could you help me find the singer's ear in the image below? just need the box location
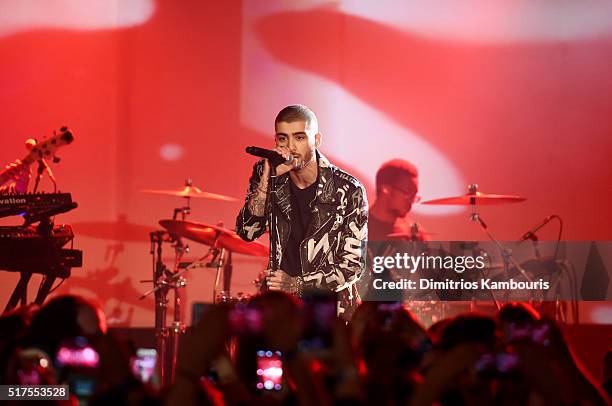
[315,133,322,148]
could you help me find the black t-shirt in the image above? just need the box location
[281,179,317,277]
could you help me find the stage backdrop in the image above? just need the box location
[1,0,611,326]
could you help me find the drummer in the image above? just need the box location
[369,159,427,242]
[361,159,429,300]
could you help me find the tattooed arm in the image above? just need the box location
[236,160,269,242]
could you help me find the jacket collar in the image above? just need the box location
[314,150,336,205]
[272,150,337,217]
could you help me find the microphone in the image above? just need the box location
[245,146,292,167]
[518,215,555,243]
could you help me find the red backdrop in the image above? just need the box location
[1,0,611,326]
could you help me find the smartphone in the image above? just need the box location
[475,351,520,377]
[531,321,551,346]
[256,350,282,391]
[506,320,551,346]
[56,337,100,369]
[131,348,159,387]
[506,322,533,343]
[495,352,520,374]
[55,336,99,398]
[15,348,53,385]
[298,291,337,353]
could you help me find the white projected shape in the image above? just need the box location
[159,143,184,161]
[340,0,612,43]
[0,0,155,37]
[240,1,465,215]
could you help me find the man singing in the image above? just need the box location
[236,105,368,319]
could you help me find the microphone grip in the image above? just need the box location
[245,146,292,166]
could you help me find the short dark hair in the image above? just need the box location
[275,104,318,134]
[376,159,419,195]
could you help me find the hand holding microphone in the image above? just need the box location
[245,146,299,177]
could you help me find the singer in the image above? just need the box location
[236,104,368,319]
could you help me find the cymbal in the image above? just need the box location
[421,192,525,206]
[387,231,436,239]
[141,184,238,202]
[73,221,156,242]
[159,219,269,257]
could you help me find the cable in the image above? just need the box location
[551,215,564,261]
[48,278,66,295]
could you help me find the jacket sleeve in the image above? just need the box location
[236,160,268,242]
[301,182,368,295]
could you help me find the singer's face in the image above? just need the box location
[275,120,320,170]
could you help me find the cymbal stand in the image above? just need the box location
[172,179,194,220]
[147,230,171,386]
[466,184,533,309]
[168,233,190,383]
[173,202,190,220]
[209,246,226,303]
[144,198,194,386]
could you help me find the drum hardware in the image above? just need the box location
[423,184,531,309]
[386,231,437,240]
[140,178,238,202]
[72,218,155,242]
[421,185,525,206]
[140,185,268,386]
[141,229,219,386]
[138,184,201,387]
[158,219,269,258]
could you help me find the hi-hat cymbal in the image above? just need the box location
[73,220,156,242]
[141,183,238,202]
[421,192,525,206]
[159,219,269,257]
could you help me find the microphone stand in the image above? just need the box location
[268,164,279,273]
[466,184,534,308]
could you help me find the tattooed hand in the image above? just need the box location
[265,269,299,294]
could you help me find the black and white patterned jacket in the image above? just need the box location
[236,151,368,319]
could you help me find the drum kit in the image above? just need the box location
[391,184,571,327]
[136,179,268,386]
[74,179,570,377]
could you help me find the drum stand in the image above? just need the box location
[142,231,186,386]
[142,221,237,386]
[466,184,533,309]
[141,203,193,387]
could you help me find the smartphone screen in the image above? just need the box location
[55,337,99,399]
[131,348,159,387]
[56,337,100,368]
[16,348,53,385]
[496,352,520,374]
[531,322,551,346]
[256,350,282,391]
